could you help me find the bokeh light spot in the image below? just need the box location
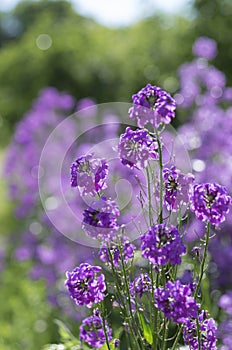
[36,34,52,50]
[192,159,205,172]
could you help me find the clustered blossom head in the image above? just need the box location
[192,36,217,60]
[130,273,152,298]
[118,127,158,169]
[129,84,176,128]
[80,308,112,348]
[190,183,232,226]
[163,166,194,211]
[5,87,76,218]
[82,197,120,240]
[218,291,232,315]
[65,263,106,308]
[183,310,217,349]
[140,224,186,266]
[217,317,232,349]
[99,236,135,267]
[71,154,108,196]
[154,280,198,323]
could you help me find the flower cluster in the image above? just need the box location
[71,154,109,196]
[130,273,152,298]
[217,317,232,349]
[65,263,106,308]
[5,87,76,217]
[218,291,232,315]
[63,79,224,348]
[99,236,135,267]
[192,36,217,60]
[163,166,194,211]
[118,127,158,169]
[183,310,217,349]
[140,224,186,266]
[190,183,232,226]
[80,309,112,349]
[82,197,120,240]
[154,280,198,323]
[129,83,176,128]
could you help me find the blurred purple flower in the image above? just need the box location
[192,37,217,60]
[219,292,232,315]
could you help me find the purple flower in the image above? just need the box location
[80,308,112,348]
[183,310,217,349]
[76,98,97,118]
[163,166,194,211]
[99,235,135,267]
[154,280,198,324]
[129,84,176,128]
[4,87,76,217]
[190,183,232,226]
[218,292,232,315]
[192,37,217,60]
[140,224,186,266]
[114,339,120,348]
[180,270,196,292]
[82,197,120,240]
[71,154,108,196]
[130,273,152,298]
[118,127,158,169]
[217,317,232,348]
[65,263,106,308]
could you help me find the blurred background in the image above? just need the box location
[1,0,232,349]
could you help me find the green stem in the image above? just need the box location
[171,325,183,350]
[149,264,155,349]
[118,243,145,350]
[161,319,169,350]
[146,167,153,226]
[155,130,163,224]
[106,246,139,349]
[152,273,160,350]
[100,301,111,350]
[196,317,201,350]
[194,221,211,299]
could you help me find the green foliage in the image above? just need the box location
[54,320,77,343]
[44,319,119,350]
[0,261,57,350]
[138,312,153,345]
[0,0,194,145]
[1,1,230,349]
[193,0,232,84]
[43,320,83,350]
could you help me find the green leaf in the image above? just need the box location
[54,319,76,342]
[138,313,153,345]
